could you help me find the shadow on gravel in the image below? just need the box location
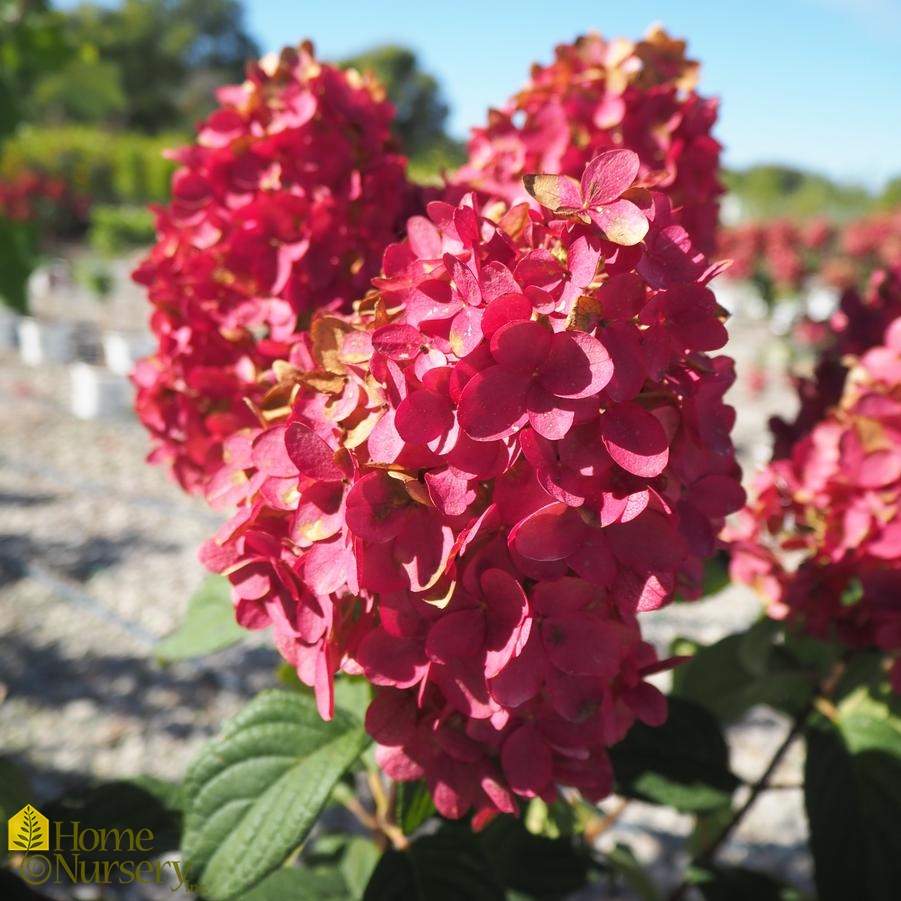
[0,490,57,507]
[0,531,180,585]
[0,631,278,732]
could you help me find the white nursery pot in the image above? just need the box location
[102,330,155,377]
[70,362,131,420]
[0,310,20,351]
[18,317,76,366]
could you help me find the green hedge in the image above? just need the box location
[0,126,183,205]
[89,203,157,254]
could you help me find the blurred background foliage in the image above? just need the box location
[0,0,899,304]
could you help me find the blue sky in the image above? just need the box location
[240,0,901,188]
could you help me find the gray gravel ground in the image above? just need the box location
[1,280,812,899]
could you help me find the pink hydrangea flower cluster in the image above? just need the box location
[453,26,723,255]
[132,43,416,491]
[770,266,901,458]
[729,309,901,691]
[199,149,744,822]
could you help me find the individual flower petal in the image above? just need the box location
[540,331,613,399]
[589,199,649,246]
[490,320,553,371]
[457,366,530,441]
[501,724,553,797]
[285,421,344,481]
[395,390,455,444]
[580,149,641,206]
[509,502,588,561]
[601,402,670,477]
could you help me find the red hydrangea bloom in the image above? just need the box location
[453,27,723,255]
[132,43,417,491]
[770,265,901,458]
[199,149,743,822]
[730,309,901,691]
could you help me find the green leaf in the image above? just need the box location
[241,866,351,901]
[687,803,733,858]
[0,870,58,901]
[0,758,32,823]
[805,694,901,901]
[363,824,504,901]
[395,779,436,836]
[523,797,578,839]
[181,690,368,901]
[604,843,661,901]
[476,814,594,899]
[737,617,782,676]
[609,698,740,811]
[44,777,181,865]
[687,864,806,900]
[0,217,36,313]
[672,627,817,721]
[155,574,246,662]
[340,838,380,900]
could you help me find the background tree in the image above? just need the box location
[340,44,459,159]
[880,174,901,211]
[724,163,875,221]
[25,0,259,133]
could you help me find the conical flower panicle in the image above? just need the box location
[132,43,416,491]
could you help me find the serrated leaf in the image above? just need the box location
[610,698,740,811]
[182,690,368,900]
[363,825,504,901]
[805,688,901,901]
[155,574,246,662]
[395,779,436,836]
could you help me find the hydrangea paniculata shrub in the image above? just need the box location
[453,26,723,255]
[199,149,744,822]
[132,43,416,491]
[730,302,901,691]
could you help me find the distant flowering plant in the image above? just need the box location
[769,265,901,458]
[717,212,901,301]
[132,42,416,491]
[0,168,88,234]
[198,148,743,821]
[729,302,901,691]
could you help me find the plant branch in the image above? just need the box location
[667,656,848,901]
